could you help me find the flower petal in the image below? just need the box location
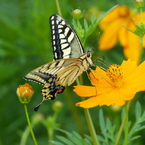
[99,6,131,50]
[73,86,97,97]
[99,6,130,29]
[90,68,107,85]
[123,29,140,62]
[121,59,137,78]
[99,6,121,29]
[123,61,145,92]
[99,19,122,50]
[76,89,126,108]
[118,20,130,47]
[90,68,113,94]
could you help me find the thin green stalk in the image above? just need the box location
[20,126,30,145]
[48,125,54,145]
[139,7,143,25]
[24,104,38,145]
[124,103,129,145]
[114,101,131,145]
[138,36,143,63]
[114,111,126,145]
[138,7,144,63]
[47,113,57,145]
[84,109,100,145]
[55,0,62,16]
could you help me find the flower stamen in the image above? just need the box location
[106,64,123,87]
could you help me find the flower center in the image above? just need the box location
[106,64,123,87]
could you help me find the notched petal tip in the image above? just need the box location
[73,85,97,97]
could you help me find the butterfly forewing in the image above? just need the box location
[24,56,87,85]
[50,14,84,60]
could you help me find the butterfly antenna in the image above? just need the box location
[93,57,110,71]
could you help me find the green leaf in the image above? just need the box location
[85,135,92,142]
[99,109,106,133]
[135,101,141,119]
[67,132,82,145]
[91,14,97,24]
[72,131,82,139]
[129,135,141,142]
[84,19,89,31]
[128,102,145,143]
[56,136,75,145]
[49,140,64,145]
[121,108,125,120]
[54,129,92,145]
[106,118,112,130]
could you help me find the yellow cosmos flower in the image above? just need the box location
[74,60,145,108]
[99,6,145,62]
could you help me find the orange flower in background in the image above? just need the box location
[99,6,145,62]
[74,60,145,108]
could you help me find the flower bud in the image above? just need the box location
[72,9,84,19]
[111,106,122,112]
[16,83,34,104]
[32,113,45,125]
[52,101,63,113]
[135,0,144,8]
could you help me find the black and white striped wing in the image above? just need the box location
[50,14,84,60]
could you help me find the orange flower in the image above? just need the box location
[99,6,145,62]
[74,60,145,108]
[16,83,34,104]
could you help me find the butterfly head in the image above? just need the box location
[85,51,93,66]
[86,51,92,58]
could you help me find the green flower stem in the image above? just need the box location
[138,7,144,63]
[24,104,38,145]
[55,0,62,16]
[139,7,144,26]
[124,103,129,145]
[114,113,125,145]
[138,36,143,64]
[47,112,58,145]
[84,108,100,145]
[114,101,131,145]
[20,126,30,145]
[47,125,54,145]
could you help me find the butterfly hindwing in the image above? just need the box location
[41,74,65,100]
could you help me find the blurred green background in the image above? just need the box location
[1,0,145,145]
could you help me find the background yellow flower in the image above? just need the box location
[99,6,145,62]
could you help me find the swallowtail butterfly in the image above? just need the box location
[24,14,93,111]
